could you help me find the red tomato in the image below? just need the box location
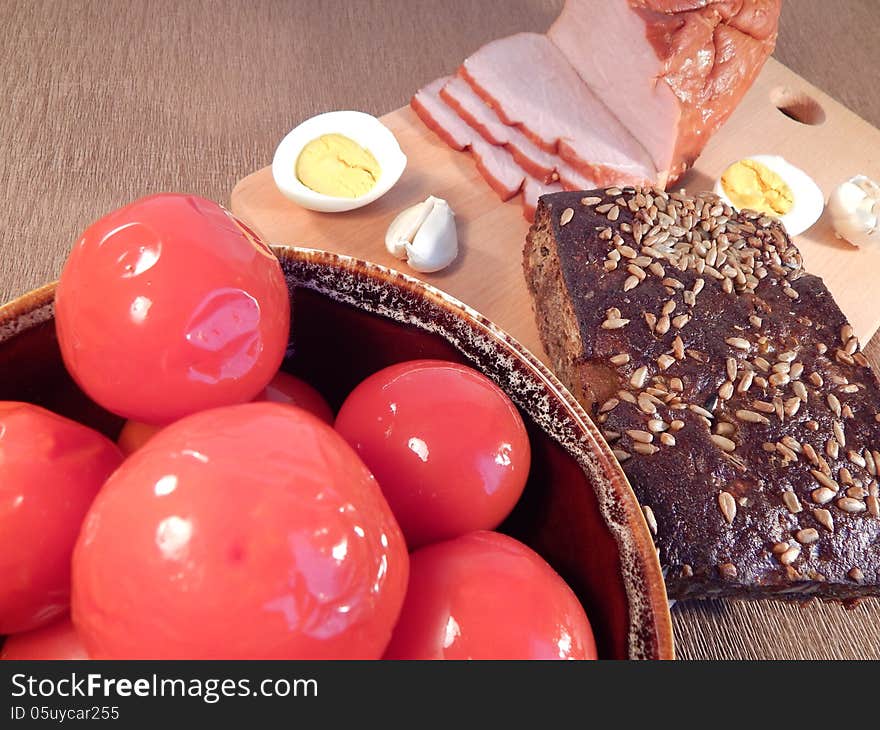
[117,420,163,455]
[55,193,290,425]
[72,402,408,659]
[1,616,88,660]
[116,373,332,455]
[256,371,333,424]
[383,531,597,660]
[0,402,123,635]
[334,360,530,548]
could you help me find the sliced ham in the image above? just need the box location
[411,78,580,223]
[470,137,524,201]
[440,75,512,148]
[460,33,656,188]
[440,75,596,193]
[441,76,555,181]
[410,77,471,152]
[556,163,595,192]
[548,0,780,182]
[411,77,526,201]
[522,177,563,222]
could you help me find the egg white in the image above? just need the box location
[714,154,824,236]
[272,111,407,213]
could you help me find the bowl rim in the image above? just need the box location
[274,246,674,659]
[0,281,57,342]
[0,248,675,659]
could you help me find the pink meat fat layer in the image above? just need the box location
[410,77,471,151]
[522,177,563,222]
[440,75,512,147]
[548,0,781,182]
[440,75,596,193]
[549,1,678,181]
[441,76,556,180]
[471,138,525,201]
[411,77,525,201]
[460,33,655,187]
[411,77,592,221]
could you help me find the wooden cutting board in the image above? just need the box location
[231,58,880,361]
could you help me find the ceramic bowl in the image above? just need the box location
[0,247,673,659]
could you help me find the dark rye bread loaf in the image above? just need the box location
[524,187,880,602]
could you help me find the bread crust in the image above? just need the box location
[525,187,880,601]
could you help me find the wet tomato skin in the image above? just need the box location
[117,371,333,455]
[256,371,334,424]
[0,402,123,635]
[383,531,597,660]
[117,419,162,455]
[55,193,290,426]
[72,402,409,659]
[116,371,333,457]
[334,360,531,548]
[1,616,88,660]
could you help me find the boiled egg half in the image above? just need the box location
[714,155,823,236]
[272,111,407,213]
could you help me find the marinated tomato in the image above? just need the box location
[335,361,530,548]
[0,402,123,634]
[0,616,88,660]
[117,419,162,455]
[257,371,334,424]
[384,531,597,660]
[55,193,290,425]
[72,402,408,659]
[116,371,333,455]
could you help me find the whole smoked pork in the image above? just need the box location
[549,0,781,182]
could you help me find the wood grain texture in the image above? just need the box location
[775,0,880,132]
[231,58,880,345]
[1,0,879,659]
[232,67,880,660]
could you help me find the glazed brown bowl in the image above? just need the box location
[0,246,674,659]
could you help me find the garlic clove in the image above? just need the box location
[404,198,458,273]
[827,175,879,249]
[384,196,458,273]
[385,198,434,259]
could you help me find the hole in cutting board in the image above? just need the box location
[770,87,826,125]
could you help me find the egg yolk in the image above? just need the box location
[296,134,381,198]
[721,159,794,217]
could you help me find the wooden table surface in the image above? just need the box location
[2,0,878,659]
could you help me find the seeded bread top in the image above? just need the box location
[532,187,880,598]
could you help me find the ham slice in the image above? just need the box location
[411,77,526,201]
[548,0,781,182]
[460,33,656,187]
[440,75,595,192]
[556,165,594,192]
[411,78,593,221]
[470,137,525,201]
[410,77,471,152]
[522,177,563,222]
[441,76,555,180]
[440,75,514,149]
